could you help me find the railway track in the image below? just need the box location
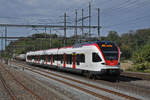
[0,63,43,100]
[121,71,150,81]
[11,61,142,100]
[0,70,17,100]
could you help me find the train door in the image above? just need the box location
[72,53,76,69]
[45,55,48,64]
[38,55,40,64]
[51,54,53,65]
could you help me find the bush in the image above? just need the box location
[129,43,150,73]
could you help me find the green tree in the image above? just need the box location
[106,31,121,46]
[132,42,150,72]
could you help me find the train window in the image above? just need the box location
[57,55,59,61]
[57,55,63,63]
[27,56,30,60]
[27,56,29,60]
[80,54,85,63]
[39,55,45,61]
[31,56,33,59]
[53,55,57,62]
[36,56,38,61]
[42,55,45,61]
[37,56,39,61]
[76,54,85,65]
[34,56,36,61]
[92,53,102,62]
[33,56,35,60]
[66,55,68,64]
[32,56,34,60]
[66,54,72,64]
[47,55,51,62]
[32,56,33,59]
[44,55,47,61]
[40,55,42,60]
[60,55,63,63]
[76,54,80,65]
[69,55,72,64]
[34,56,37,61]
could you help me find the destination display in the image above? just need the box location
[101,44,112,47]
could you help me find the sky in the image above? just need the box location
[0,0,150,49]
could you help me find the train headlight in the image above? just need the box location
[101,63,106,65]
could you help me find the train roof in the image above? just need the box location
[26,41,116,55]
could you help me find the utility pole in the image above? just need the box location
[1,33,3,51]
[45,27,47,49]
[44,27,47,33]
[5,26,7,50]
[5,26,7,59]
[49,28,52,48]
[75,9,78,43]
[23,37,26,52]
[98,8,100,40]
[42,27,46,50]
[1,33,3,59]
[64,12,67,47]
[40,36,42,50]
[82,9,84,38]
[89,2,91,37]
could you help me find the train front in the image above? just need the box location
[96,41,121,77]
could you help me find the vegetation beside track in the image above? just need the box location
[128,43,150,73]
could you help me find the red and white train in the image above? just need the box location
[26,41,121,79]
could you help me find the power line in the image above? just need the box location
[103,14,150,28]
[100,1,150,24]
[101,0,132,13]
[101,0,150,17]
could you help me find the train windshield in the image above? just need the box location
[97,41,118,60]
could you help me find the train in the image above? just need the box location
[14,54,26,61]
[25,41,121,80]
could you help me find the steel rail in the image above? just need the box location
[12,62,113,100]
[121,71,150,81]
[14,62,140,100]
[0,70,17,100]
[0,64,43,100]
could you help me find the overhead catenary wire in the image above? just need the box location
[101,0,150,18]
[103,14,150,28]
